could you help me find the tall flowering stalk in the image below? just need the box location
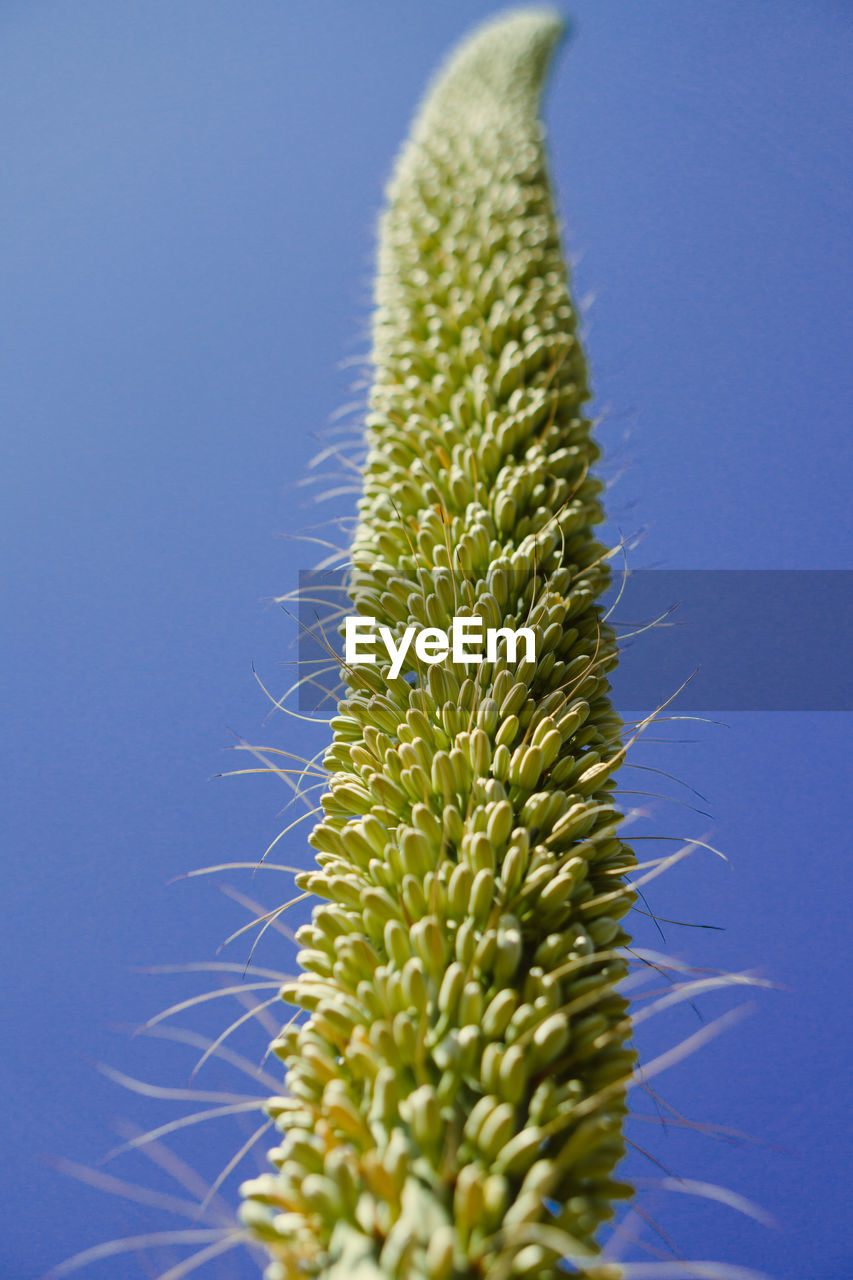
[241,10,638,1278]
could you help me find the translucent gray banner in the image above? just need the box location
[295,570,852,713]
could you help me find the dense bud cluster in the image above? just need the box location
[241,11,637,1278]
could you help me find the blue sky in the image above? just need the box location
[1,3,851,1278]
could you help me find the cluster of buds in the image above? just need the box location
[242,11,637,1278]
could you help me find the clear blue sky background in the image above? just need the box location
[2,3,851,1278]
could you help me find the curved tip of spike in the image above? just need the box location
[453,6,570,81]
[414,7,572,134]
